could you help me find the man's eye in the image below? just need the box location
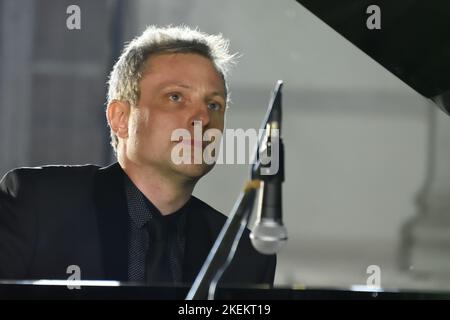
[169,93,181,102]
[207,102,222,111]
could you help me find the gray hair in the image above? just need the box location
[107,25,238,154]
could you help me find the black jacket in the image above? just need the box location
[0,163,276,285]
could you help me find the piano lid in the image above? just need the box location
[295,0,450,107]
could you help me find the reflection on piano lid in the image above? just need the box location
[295,0,450,113]
[1,280,450,299]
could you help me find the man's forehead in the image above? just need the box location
[154,80,224,95]
[141,54,226,96]
[143,52,212,71]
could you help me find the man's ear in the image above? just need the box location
[106,100,130,139]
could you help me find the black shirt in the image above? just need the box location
[124,175,187,284]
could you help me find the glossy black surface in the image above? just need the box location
[1,282,449,300]
[296,0,450,98]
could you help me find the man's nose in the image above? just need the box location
[189,101,211,128]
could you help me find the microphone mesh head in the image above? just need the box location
[250,220,288,255]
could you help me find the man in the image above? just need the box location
[0,26,276,286]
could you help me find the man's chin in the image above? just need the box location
[173,162,216,179]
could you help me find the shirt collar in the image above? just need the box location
[124,174,154,228]
[124,173,190,229]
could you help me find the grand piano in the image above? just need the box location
[1,279,449,299]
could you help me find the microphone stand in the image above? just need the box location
[185,81,284,300]
[185,180,260,300]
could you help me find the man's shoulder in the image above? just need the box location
[2,164,101,178]
[189,196,255,238]
[189,196,227,229]
[190,196,224,218]
[189,196,277,284]
[188,196,256,249]
[0,164,102,195]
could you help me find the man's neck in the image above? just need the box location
[119,159,195,215]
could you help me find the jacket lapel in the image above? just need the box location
[182,198,217,284]
[93,162,129,281]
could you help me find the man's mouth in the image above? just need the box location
[178,138,204,149]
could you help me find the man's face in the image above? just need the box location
[125,53,226,181]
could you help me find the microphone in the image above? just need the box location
[250,81,288,255]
